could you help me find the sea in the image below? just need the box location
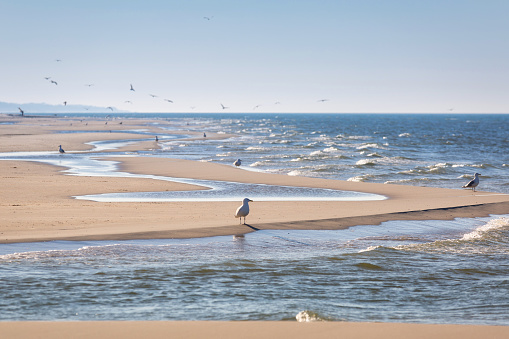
[1,113,508,324]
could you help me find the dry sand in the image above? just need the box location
[1,321,509,339]
[1,114,508,337]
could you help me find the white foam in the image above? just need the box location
[461,217,509,241]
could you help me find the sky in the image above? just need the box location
[1,0,508,113]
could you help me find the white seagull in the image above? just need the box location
[233,159,241,167]
[58,145,65,154]
[235,198,253,224]
[462,173,480,192]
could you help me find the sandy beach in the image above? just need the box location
[1,114,508,338]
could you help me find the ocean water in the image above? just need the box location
[1,113,509,324]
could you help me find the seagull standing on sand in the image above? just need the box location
[235,198,252,224]
[462,173,481,192]
[234,159,241,167]
[58,145,65,154]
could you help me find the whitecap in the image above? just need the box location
[398,133,411,137]
[309,150,325,157]
[323,147,339,153]
[287,170,304,176]
[356,159,376,166]
[461,217,509,241]
[296,310,325,322]
[347,176,367,182]
[249,161,267,167]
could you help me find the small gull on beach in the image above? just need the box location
[233,159,241,167]
[462,173,480,191]
[58,145,65,154]
[235,198,252,224]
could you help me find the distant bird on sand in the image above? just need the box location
[235,198,252,224]
[155,136,159,142]
[462,173,481,192]
[58,145,65,153]
[18,107,24,115]
[233,159,241,167]
[130,84,135,91]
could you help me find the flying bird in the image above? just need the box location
[462,173,481,192]
[44,77,51,80]
[107,107,114,111]
[317,99,329,102]
[149,94,158,98]
[85,84,94,87]
[164,99,174,103]
[124,100,133,104]
[55,59,62,62]
[235,198,253,224]
[50,80,58,85]
[221,103,229,110]
[58,145,65,153]
[203,16,214,20]
[130,84,135,91]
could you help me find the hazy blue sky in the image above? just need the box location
[1,0,508,113]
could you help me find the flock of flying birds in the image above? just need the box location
[16,55,332,114]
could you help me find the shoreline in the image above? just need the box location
[2,114,509,336]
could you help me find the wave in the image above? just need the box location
[296,310,332,322]
[461,217,509,241]
[355,159,376,166]
[348,174,374,182]
[394,216,509,255]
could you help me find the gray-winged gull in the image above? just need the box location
[58,145,65,154]
[462,173,480,191]
[235,198,252,224]
[233,159,241,167]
